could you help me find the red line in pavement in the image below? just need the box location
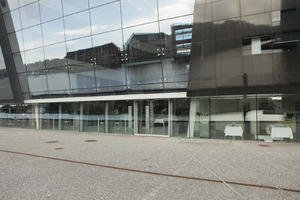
[0,149,299,193]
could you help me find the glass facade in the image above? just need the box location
[0,94,299,142]
[0,0,300,143]
[1,0,194,98]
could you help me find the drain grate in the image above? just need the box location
[84,139,97,142]
[258,144,271,147]
[54,147,64,150]
[46,141,59,144]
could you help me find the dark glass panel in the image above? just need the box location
[108,101,133,134]
[212,0,240,21]
[241,0,271,16]
[123,22,163,89]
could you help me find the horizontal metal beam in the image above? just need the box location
[24,92,187,104]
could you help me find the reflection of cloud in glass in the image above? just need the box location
[158,0,194,20]
[122,0,158,27]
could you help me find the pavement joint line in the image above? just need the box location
[0,149,299,194]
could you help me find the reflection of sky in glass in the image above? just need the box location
[93,30,123,50]
[19,0,37,7]
[40,0,63,23]
[121,0,158,27]
[44,43,66,60]
[64,11,91,40]
[20,2,40,29]
[62,0,88,16]
[159,15,193,35]
[0,47,6,70]
[158,0,195,20]
[42,19,65,45]
[90,0,116,8]
[123,22,159,44]
[66,37,92,52]
[22,25,42,50]
[90,2,122,34]
[25,48,44,64]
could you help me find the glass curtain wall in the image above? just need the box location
[1,0,195,98]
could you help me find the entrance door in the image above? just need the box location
[137,100,168,135]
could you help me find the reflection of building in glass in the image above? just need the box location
[171,23,192,59]
[125,33,171,63]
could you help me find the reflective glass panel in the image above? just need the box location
[64,11,91,40]
[108,101,134,134]
[27,71,48,94]
[82,102,105,133]
[123,22,163,89]
[44,43,67,68]
[62,0,88,16]
[90,2,122,34]
[42,18,65,46]
[66,36,92,66]
[39,0,63,22]
[25,48,45,72]
[19,0,36,7]
[158,0,195,20]
[22,25,43,50]
[20,2,40,28]
[47,67,70,93]
[89,0,116,8]
[121,0,158,27]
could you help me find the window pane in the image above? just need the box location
[25,48,45,72]
[22,25,43,50]
[39,0,63,22]
[7,0,19,11]
[90,2,121,34]
[89,0,116,8]
[158,0,195,20]
[92,30,123,68]
[159,16,193,88]
[123,22,163,89]
[44,43,67,68]
[20,2,40,28]
[27,71,48,94]
[47,67,70,93]
[64,11,91,40]
[42,18,65,45]
[121,0,158,27]
[62,0,88,16]
[66,37,92,66]
[19,0,36,7]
